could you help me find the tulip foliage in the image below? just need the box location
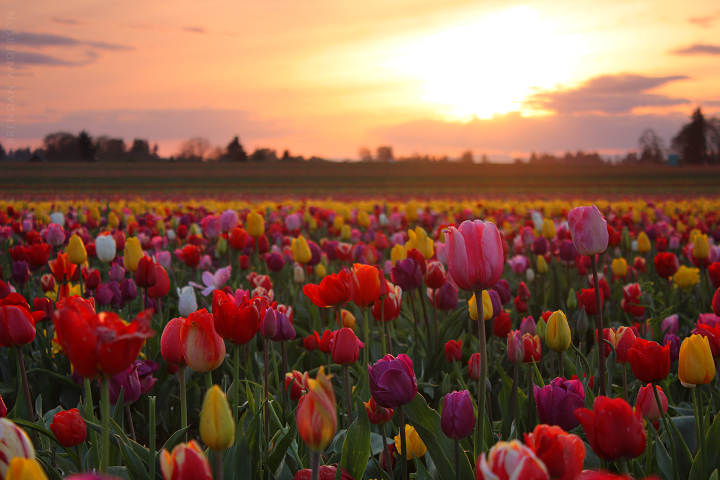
[0,197,720,480]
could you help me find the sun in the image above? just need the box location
[385,7,584,120]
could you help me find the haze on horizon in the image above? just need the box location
[6,0,720,161]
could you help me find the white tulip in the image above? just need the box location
[177,286,198,317]
[95,234,116,263]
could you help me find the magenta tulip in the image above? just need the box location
[567,205,609,256]
[444,220,504,292]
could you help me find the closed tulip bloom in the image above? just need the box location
[95,234,116,263]
[390,258,422,292]
[160,440,212,480]
[444,339,462,362]
[541,219,556,239]
[314,330,335,354]
[654,252,679,278]
[259,309,277,339]
[67,235,87,265]
[200,385,235,451]
[161,318,185,366]
[297,367,337,452]
[493,310,511,338]
[574,396,645,461]
[394,424,427,460]
[364,397,393,425]
[522,334,542,364]
[507,330,525,364]
[134,256,157,289]
[434,281,458,311]
[577,288,602,316]
[350,263,380,308]
[679,334,716,387]
[108,364,142,405]
[524,424,585,480]
[45,223,65,247]
[247,212,265,238]
[124,237,143,272]
[53,297,153,378]
[621,283,644,317]
[148,264,170,298]
[628,338,671,384]
[567,205,609,256]
[5,458,48,480]
[424,261,446,289]
[173,286,197,317]
[0,418,36,478]
[22,243,51,270]
[614,326,637,363]
[368,354,417,408]
[636,232,651,253]
[611,258,628,278]
[293,466,354,480]
[372,282,402,321]
[445,220,504,292]
[0,298,40,348]
[180,309,226,373]
[468,353,482,381]
[468,290,493,321]
[49,408,86,448]
[476,440,549,480]
[292,236,312,264]
[520,316,536,336]
[390,244,407,266]
[331,327,363,364]
[441,390,475,440]
[536,255,548,274]
[545,310,571,352]
[534,377,585,431]
[693,234,709,259]
[407,227,434,259]
[635,384,668,421]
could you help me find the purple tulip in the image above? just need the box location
[121,279,137,302]
[134,360,159,395]
[107,281,123,306]
[368,354,417,409]
[108,364,141,405]
[323,240,338,261]
[533,377,585,431]
[390,258,422,292]
[559,240,577,264]
[661,314,679,336]
[12,261,29,287]
[96,284,114,306]
[491,279,511,305]
[265,253,285,272]
[532,236,548,256]
[272,311,296,342]
[435,282,458,311]
[440,390,475,440]
[488,290,502,320]
[259,309,277,339]
[307,241,322,266]
[109,264,126,283]
[664,334,680,362]
[520,316,536,336]
[45,224,66,247]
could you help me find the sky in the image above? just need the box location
[5,0,720,161]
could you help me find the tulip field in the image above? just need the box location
[1,196,720,480]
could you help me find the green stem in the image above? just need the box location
[380,297,388,357]
[343,364,353,424]
[178,365,187,437]
[645,422,653,476]
[693,386,707,480]
[215,449,224,480]
[16,347,35,424]
[381,423,395,480]
[617,459,629,474]
[362,308,370,396]
[311,451,320,480]
[653,382,677,480]
[100,377,110,474]
[557,351,564,379]
[233,345,240,423]
[527,364,535,430]
[149,396,156,480]
[510,363,518,436]
[591,256,605,396]
[205,371,213,391]
[475,290,487,456]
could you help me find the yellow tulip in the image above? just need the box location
[673,266,700,291]
[216,236,228,256]
[541,219,556,239]
[309,217,318,232]
[468,291,493,321]
[200,385,235,451]
[333,216,344,231]
[637,232,651,253]
[545,310,571,352]
[679,334,715,387]
[123,237,143,272]
[67,235,87,265]
[611,258,628,278]
[292,236,312,264]
[406,202,419,223]
[407,227,434,259]
[536,318,547,341]
[6,458,48,480]
[315,263,327,278]
[340,309,356,330]
[156,219,166,237]
[394,424,427,460]
[390,244,407,266]
[247,212,265,238]
[357,211,370,228]
[536,255,548,274]
[340,224,352,241]
[693,234,709,260]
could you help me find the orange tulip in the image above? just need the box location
[350,263,379,309]
[297,366,337,451]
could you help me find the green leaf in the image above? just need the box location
[413,453,434,480]
[160,426,190,455]
[269,422,297,474]
[403,394,474,480]
[655,434,673,480]
[340,397,372,480]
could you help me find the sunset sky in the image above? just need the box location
[8,0,720,160]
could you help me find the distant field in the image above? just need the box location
[1,161,719,199]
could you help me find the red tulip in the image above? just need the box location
[293,466,354,480]
[229,227,248,251]
[614,326,637,364]
[50,408,87,448]
[313,330,334,354]
[53,297,154,378]
[49,253,77,282]
[424,261,445,289]
[524,424,585,480]
[468,353,482,380]
[331,327,364,365]
[0,294,43,347]
[350,264,379,308]
[635,384,667,422]
[493,310,511,337]
[22,243,51,269]
[303,270,351,308]
[627,338,670,383]
[364,397,393,425]
[371,282,402,322]
[621,283,644,317]
[444,339,462,362]
[303,334,318,351]
[574,396,645,461]
[134,256,157,289]
[212,290,260,345]
[176,245,201,268]
[160,440,212,480]
[147,264,170,298]
[161,317,185,366]
[654,252,679,279]
[577,288,602,316]
[180,309,226,373]
[522,333,542,364]
[285,371,309,401]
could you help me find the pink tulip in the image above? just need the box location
[507,330,525,364]
[567,205,609,256]
[444,220,504,292]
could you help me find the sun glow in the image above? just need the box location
[386,7,585,120]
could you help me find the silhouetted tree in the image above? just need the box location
[250,148,277,162]
[43,132,80,161]
[77,131,96,161]
[95,136,126,161]
[672,108,708,164]
[376,146,394,163]
[638,129,664,163]
[706,118,720,164]
[226,136,247,161]
[281,149,291,161]
[358,147,372,162]
[460,150,474,163]
[130,139,150,158]
[178,137,211,162]
[0,142,5,161]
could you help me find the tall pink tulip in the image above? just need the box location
[568,205,608,397]
[567,206,608,256]
[444,219,503,456]
[444,220,504,292]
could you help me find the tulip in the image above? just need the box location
[545,310,571,353]
[368,354,417,409]
[108,364,141,405]
[148,264,170,299]
[180,309,226,373]
[331,327,364,365]
[95,234,116,263]
[5,458,48,480]
[628,339,670,384]
[22,243,51,270]
[534,377,585,431]
[611,257,628,278]
[247,212,264,238]
[0,418,36,478]
[285,371,309,401]
[576,288,602,316]
[679,334,715,387]
[212,290,260,345]
[524,424,585,480]
[567,205,609,256]
[444,219,504,292]
[468,353,482,381]
[176,245,201,268]
[123,237,143,272]
[390,244,407,266]
[425,261,445,289]
[614,326,637,364]
[364,397,393,425]
[637,231,651,253]
[441,390,475,443]
[493,310,511,338]
[574,396,645,461]
[673,265,700,291]
[635,384,667,421]
[520,316,536,336]
[350,263,379,308]
[49,253,77,282]
[108,264,125,283]
[0,299,39,348]
[177,286,198,317]
[46,223,65,247]
[297,367,337,452]
[522,333,542,364]
[265,252,285,273]
[303,270,352,308]
[292,236,312,264]
[200,385,235,451]
[434,282,458,311]
[693,234,709,259]
[372,282,402,322]
[293,466,354,480]
[621,283,644,317]
[654,252,679,278]
[50,408,86,448]
[134,256,157,289]
[445,339,462,362]
[536,255,548,274]
[476,440,549,480]
[468,290,493,321]
[67,235,87,265]
[160,440,212,480]
[394,424,427,460]
[390,258,422,292]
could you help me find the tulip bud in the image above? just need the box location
[200,385,235,451]
[545,311,571,352]
[440,390,476,440]
[507,330,525,363]
[621,227,632,251]
[340,309,355,329]
[160,441,212,480]
[536,317,547,341]
[293,263,305,283]
[50,409,86,448]
[468,353,482,381]
[394,424,427,459]
[526,268,535,282]
[468,291,493,321]
[259,309,277,339]
[297,367,337,452]
[694,234,709,260]
[576,307,588,336]
[67,235,87,265]
[444,339,462,362]
[635,384,668,422]
[124,237,143,272]
[536,255,548,274]
[95,234,117,263]
[679,334,715,387]
[215,236,227,256]
[292,236,312,264]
